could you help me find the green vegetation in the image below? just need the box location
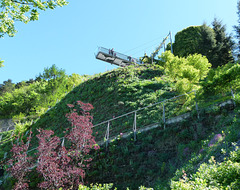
[1,51,239,189]
[0,0,68,38]
[1,3,240,188]
[172,21,234,68]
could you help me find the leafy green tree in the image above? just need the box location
[39,64,66,80]
[158,51,211,94]
[173,22,234,68]
[172,25,216,59]
[211,18,234,67]
[202,63,240,95]
[0,0,68,38]
[0,79,15,95]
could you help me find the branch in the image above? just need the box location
[10,0,34,6]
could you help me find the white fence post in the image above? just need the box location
[195,91,200,119]
[163,102,166,129]
[105,121,110,149]
[133,111,137,141]
[231,87,236,107]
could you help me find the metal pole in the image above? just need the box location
[169,31,173,54]
[163,102,166,129]
[133,111,137,141]
[231,87,236,107]
[195,91,200,119]
[106,121,110,149]
[61,137,65,147]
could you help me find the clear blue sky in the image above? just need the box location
[0,0,238,84]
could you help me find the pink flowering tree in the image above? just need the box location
[36,128,67,189]
[7,132,33,190]
[65,101,99,188]
[7,101,98,189]
[36,101,99,189]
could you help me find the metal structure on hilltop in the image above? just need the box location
[151,31,173,64]
[95,47,142,67]
[95,32,173,67]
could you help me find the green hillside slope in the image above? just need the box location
[1,52,240,189]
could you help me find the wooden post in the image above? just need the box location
[163,102,166,129]
[133,111,137,141]
[195,91,200,119]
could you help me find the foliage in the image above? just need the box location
[14,120,32,135]
[172,25,215,59]
[172,22,234,67]
[158,51,211,94]
[5,101,98,190]
[36,102,98,190]
[7,132,33,190]
[0,79,15,95]
[202,63,240,95]
[0,0,68,38]
[211,18,234,67]
[171,152,240,190]
[0,59,3,67]
[78,184,114,190]
[1,51,239,190]
[38,64,66,80]
[0,72,84,118]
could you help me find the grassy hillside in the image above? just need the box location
[87,102,239,189]
[1,52,240,189]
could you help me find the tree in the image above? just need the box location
[158,51,211,94]
[65,101,99,189]
[172,22,234,68]
[36,128,69,189]
[172,25,216,59]
[38,64,66,80]
[36,101,99,189]
[0,0,68,38]
[7,132,33,190]
[202,63,240,95]
[212,18,234,67]
[0,79,15,95]
[234,0,240,60]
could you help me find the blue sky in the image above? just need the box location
[0,0,238,84]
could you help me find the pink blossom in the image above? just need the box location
[67,104,74,108]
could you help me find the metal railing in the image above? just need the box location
[0,89,237,157]
[97,47,142,64]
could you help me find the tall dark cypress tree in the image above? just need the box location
[234,0,240,61]
[211,18,234,68]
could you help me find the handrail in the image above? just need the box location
[1,89,237,159]
[93,90,196,128]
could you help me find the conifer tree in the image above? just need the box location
[212,18,234,67]
[234,0,240,60]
